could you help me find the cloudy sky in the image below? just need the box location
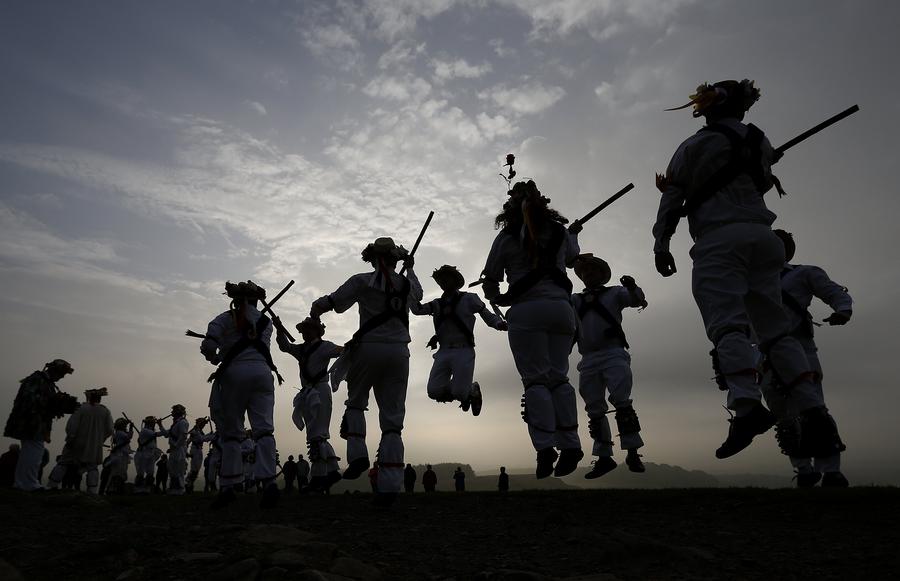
[2,0,898,482]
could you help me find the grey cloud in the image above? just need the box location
[479,81,566,115]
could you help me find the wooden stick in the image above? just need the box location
[400,211,434,275]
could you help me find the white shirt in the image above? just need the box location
[573,284,645,354]
[482,222,580,304]
[200,305,274,366]
[312,269,423,344]
[411,291,504,346]
[277,337,343,388]
[653,117,777,252]
[781,263,852,337]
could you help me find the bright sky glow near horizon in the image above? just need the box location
[1,1,899,482]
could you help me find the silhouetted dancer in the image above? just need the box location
[453,467,466,492]
[133,416,162,494]
[572,255,647,478]
[205,431,221,492]
[297,454,311,489]
[4,359,77,492]
[282,455,298,492]
[422,464,437,492]
[275,317,344,493]
[47,388,113,494]
[310,237,424,507]
[157,405,189,495]
[102,417,134,494]
[155,454,168,493]
[202,280,283,509]
[761,230,852,488]
[498,466,509,492]
[480,180,583,479]
[654,80,819,459]
[186,417,213,493]
[411,265,507,415]
[403,463,416,493]
[0,444,20,487]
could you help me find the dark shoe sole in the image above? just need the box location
[553,449,584,477]
[585,458,618,479]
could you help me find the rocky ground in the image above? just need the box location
[0,487,897,580]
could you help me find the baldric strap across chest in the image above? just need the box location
[346,276,411,347]
[780,268,815,338]
[299,341,329,385]
[429,292,475,348]
[208,315,282,384]
[494,223,573,307]
[679,123,768,217]
[576,289,629,349]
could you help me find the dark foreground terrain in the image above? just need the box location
[1,487,897,580]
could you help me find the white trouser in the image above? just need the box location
[343,342,409,494]
[14,439,45,491]
[133,450,156,480]
[167,446,187,492]
[189,445,204,475]
[107,451,131,483]
[427,346,476,403]
[133,450,156,489]
[578,349,644,456]
[48,461,99,493]
[294,383,339,477]
[206,453,220,487]
[214,362,277,489]
[507,299,581,452]
[762,338,840,473]
[690,223,818,412]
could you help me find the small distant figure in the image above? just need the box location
[297,454,311,489]
[410,265,507,415]
[0,444,20,487]
[422,464,437,492]
[453,467,465,492]
[186,417,212,493]
[762,230,852,488]
[155,454,169,493]
[47,387,114,494]
[102,417,135,494]
[403,463,417,493]
[282,455,298,492]
[498,466,509,493]
[4,359,77,492]
[368,462,380,493]
[158,404,189,495]
[134,416,163,494]
[572,255,647,479]
[205,432,221,493]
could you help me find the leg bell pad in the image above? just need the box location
[799,406,846,458]
[614,406,641,435]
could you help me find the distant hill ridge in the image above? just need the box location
[324,461,793,493]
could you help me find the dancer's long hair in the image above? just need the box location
[494,180,568,264]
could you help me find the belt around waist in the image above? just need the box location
[693,219,770,241]
[440,343,474,349]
